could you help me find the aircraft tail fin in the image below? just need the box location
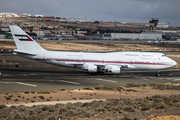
[9,25,44,51]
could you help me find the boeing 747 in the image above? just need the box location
[10,25,177,76]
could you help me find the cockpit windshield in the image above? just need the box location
[162,55,166,57]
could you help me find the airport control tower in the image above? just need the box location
[149,18,159,31]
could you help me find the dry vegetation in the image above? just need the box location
[1,83,180,119]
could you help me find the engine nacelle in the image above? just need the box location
[105,65,121,74]
[82,64,97,72]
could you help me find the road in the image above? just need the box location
[0,67,180,93]
[1,39,180,44]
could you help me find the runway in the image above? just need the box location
[0,67,180,93]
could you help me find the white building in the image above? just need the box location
[157,23,169,28]
[0,12,20,17]
[35,15,44,17]
[1,27,10,32]
[104,33,162,40]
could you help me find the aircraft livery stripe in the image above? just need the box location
[35,58,172,66]
[25,35,33,41]
[14,34,26,37]
[14,34,33,41]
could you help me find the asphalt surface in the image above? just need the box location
[0,67,180,93]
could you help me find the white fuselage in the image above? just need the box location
[15,50,177,71]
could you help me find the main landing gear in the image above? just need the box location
[155,71,161,77]
[90,71,104,75]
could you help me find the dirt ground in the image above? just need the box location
[1,84,180,105]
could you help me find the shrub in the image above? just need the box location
[37,91,50,94]
[156,103,166,109]
[79,97,84,100]
[41,106,48,111]
[6,97,11,100]
[46,99,50,101]
[82,102,88,107]
[31,91,36,94]
[61,89,65,91]
[59,108,67,114]
[39,96,45,99]
[24,91,30,94]
[141,104,150,111]
[95,86,100,90]
[49,108,55,112]
[97,107,105,112]
[14,99,18,101]
[65,110,75,117]
[126,83,140,87]
[123,106,135,112]
[48,116,55,120]
[0,104,7,109]
[13,113,21,119]
[83,87,92,90]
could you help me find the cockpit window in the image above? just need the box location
[162,55,166,57]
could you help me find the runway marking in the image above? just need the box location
[17,82,37,87]
[141,79,149,81]
[0,82,16,84]
[173,79,180,81]
[58,80,80,85]
[0,82,37,87]
[95,79,117,83]
[2,79,81,84]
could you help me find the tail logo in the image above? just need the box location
[14,34,33,41]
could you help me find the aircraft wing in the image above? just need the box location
[67,62,130,69]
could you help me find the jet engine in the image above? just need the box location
[82,64,97,72]
[105,65,121,74]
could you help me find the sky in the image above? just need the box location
[0,0,180,26]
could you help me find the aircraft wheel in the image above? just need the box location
[155,73,161,77]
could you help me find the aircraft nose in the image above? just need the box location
[172,60,177,67]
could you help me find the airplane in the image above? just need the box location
[9,25,177,76]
